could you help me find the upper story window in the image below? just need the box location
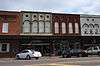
[55,22,59,33]
[62,22,66,34]
[32,21,38,33]
[2,23,8,33]
[39,21,44,33]
[75,23,79,33]
[22,21,30,33]
[68,23,73,34]
[45,22,51,33]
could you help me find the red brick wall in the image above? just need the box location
[52,13,80,36]
[0,11,20,35]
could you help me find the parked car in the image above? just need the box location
[16,49,42,60]
[62,48,88,58]
[84,46,100,56]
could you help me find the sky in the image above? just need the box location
[0,0,100,15]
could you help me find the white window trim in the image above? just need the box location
[62,22,66,34]
[2,23,8,33]
[39,21,45,33]
[23,21,30,33]
[45,22,51,33]
[55,22,59,33]
[75,23,79,33]
[69,23,73,34]
[0,43,9,53]
[32,21,38,33]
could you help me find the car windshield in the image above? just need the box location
[21,50,29,53]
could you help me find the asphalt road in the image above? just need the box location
[1,56,100,66]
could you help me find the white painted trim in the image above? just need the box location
[0,43,10,53]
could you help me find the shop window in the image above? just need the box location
[32,21,38,33]
[75,23,79,33]
[0,43,9,52]
[55,22,59,33]
[23,21,30,33]
[62,22,66,34]
[68,23,73,33]
[39,21,44,33]
[2,23,8,33]
[45,22,51,33]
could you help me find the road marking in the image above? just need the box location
[24,64,80,66]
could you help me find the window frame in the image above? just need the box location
[62,22,66,34]
[75,23,79,34]
[2,23,9,33]
[54,22,59,33]
[0,43,9,53]
[68,22,73,34]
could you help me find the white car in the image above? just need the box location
[16,49,42,60]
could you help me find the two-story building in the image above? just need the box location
[0,11,20,57]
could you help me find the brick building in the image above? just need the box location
[0,11,20,57]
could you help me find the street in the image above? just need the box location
[1,56,100,66]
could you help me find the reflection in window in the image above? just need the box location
[45,22,51,33]
[68,23,73,33]
[39,21,44,33]
[23,21,30,33]
[55,22,59,33]
[75,23,79,33]
[62,22,66,34]
[32,21,38,33]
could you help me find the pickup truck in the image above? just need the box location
[85,46,100,56]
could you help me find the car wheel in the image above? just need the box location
[26,55,31,60]
[16,55,20,60]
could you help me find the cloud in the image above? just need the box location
[0,0,100,15]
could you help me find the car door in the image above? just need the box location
[20,50,29,58]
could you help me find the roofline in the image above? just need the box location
[21,11,51,14]
[0,10,20,13]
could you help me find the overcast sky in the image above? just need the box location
[0,0,100,15]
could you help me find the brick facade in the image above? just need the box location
[0,11,20,35]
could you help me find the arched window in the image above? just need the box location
[55,22,59,33]
[75,23,79,33]
[89,24,94,34]
[82,23,89,28]
[82,23,89,34]
[23,21,30,33]
[45,22,51,33]
[89,23,94,28]
[62,22,66,34]
[68,23,73,33]
[94,24,99,34]
[32,21,38,33]
[39,21,44,33]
